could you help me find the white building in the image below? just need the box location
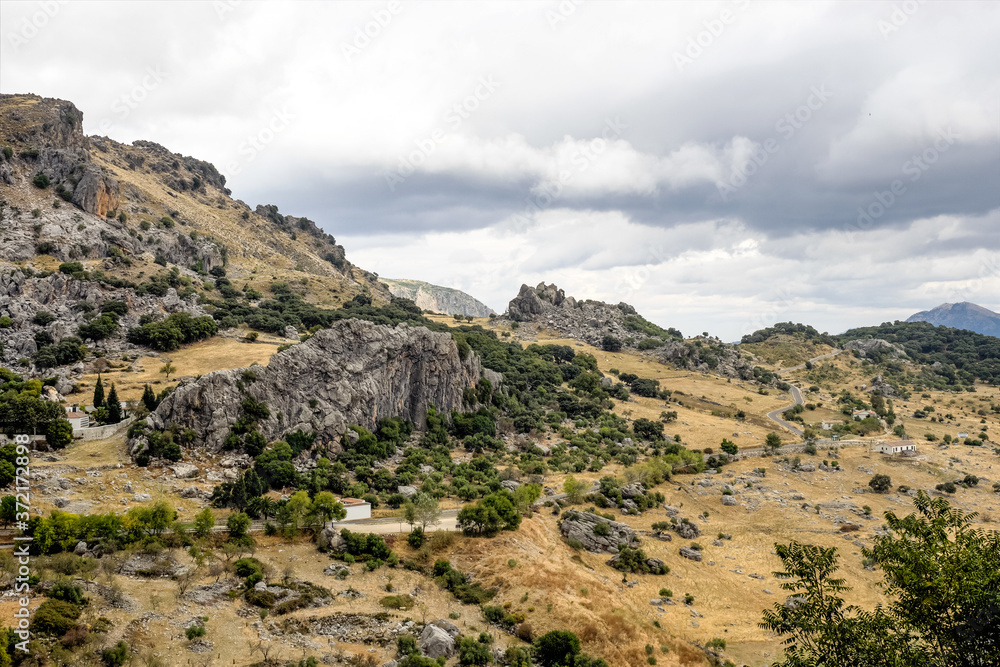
[66,410,89,432]
[338,497,372,522]
[875,441,916,456]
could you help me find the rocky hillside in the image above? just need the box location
[380,277,494,317]
[0,93,394,378]
[499,282,767,383]
[907,302,1000,338]
[132,318,488,452]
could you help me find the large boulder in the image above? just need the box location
[419,623,456,659]
[679,547,703,562]
[559,510,638,553]
[317,524,347,552]
[674,519,701,539]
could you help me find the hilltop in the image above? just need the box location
[907,302,1000,338]
[380,277,495,317]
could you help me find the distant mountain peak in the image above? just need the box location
[907,302,1000,338]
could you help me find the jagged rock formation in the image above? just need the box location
[843,338,907,360]
[135,318,485,451]
[907,302,1000,338]
[499,282,767,382]
[0,267,204,364]
[380,278,494,318]
[0,95,120,216]
[503,282,640,346]
[559,510,639,553]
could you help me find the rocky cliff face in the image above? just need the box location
[0,267,205,365]
[1,94,120,217]
[380,278,494,318]
[138,318,485,451]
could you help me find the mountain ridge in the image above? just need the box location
[906,302,1000,338]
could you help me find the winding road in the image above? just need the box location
[764,349,843,437]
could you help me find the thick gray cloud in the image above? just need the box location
[2,0,997,340]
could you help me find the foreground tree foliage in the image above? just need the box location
[760,491,1000,666]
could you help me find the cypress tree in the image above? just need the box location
[93,374,105,408]
[106,383,122,424]
[141,384,157,412]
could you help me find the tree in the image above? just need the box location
[106,383,122,424]
[286,490,312,530]
[141,383,158,412]
[720,439,738,456]
[193,507,215,539]
[45,418,73,449]
[406,493,441,531]
[227,511,251,539]
[534,630,581,666]
[310,491,346,524]
[93,374,105,408]
[458,491,521,537]
[563,476,588,504]
[760,492,1000,667]
[160,361,176,381]
[0,496,16,528]
[601,335,622,352]
[868,474,891,494]
[765,432,783,453]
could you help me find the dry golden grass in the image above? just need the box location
[63,335,284,404]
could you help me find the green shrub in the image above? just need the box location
[33,172,50,188]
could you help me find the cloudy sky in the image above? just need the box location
[2,1,998,340]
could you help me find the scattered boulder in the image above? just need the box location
[559,510,638,553]
[679,547,703,562]
[397,485,418,499]
[721,495,738,506]
[317,524,347,552]
[620,483,644,499]
[171,463,199,479]
[419,623,456,659]
[674,519,701,539]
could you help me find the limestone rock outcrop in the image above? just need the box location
[136,318,486,451]
[559,510,639,553]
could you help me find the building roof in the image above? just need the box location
[339,497,369,506]
[66,411,87,419]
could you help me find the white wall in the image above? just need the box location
[342,503,372,521]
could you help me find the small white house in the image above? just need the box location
[821,420,844,430]
[66,411,89,431]
[875,441,916,456]
[853,410,875,420]
[338,497,372,522]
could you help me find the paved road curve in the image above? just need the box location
[764,349,843,437]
